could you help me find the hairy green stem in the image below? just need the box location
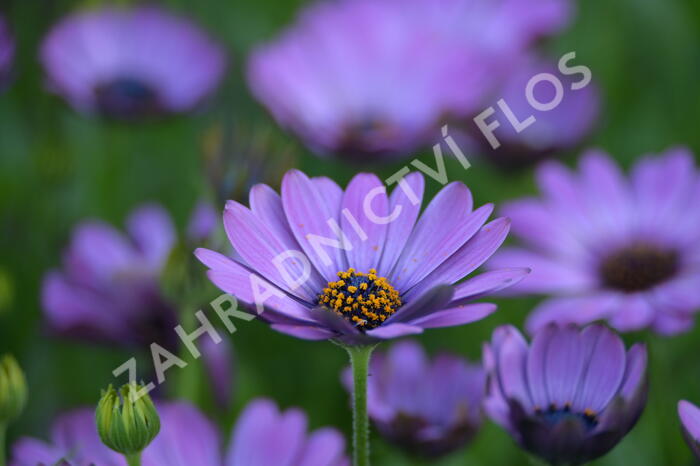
[344,344,377,466]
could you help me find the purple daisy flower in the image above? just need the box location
[679,400,700,459]
[40,6,226,119]
[196,170,528,344]
[247,0,570,161]
[0,15,14,88]
[488,148,700,334]
[484,324,648,465]
[11,399,348,466]
[342,340,485,458]
[42,204,178,347]
[474,57,600,169]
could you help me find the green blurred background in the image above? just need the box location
[1,0,700,464]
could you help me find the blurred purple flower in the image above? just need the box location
[474,57,600,169]
[484,324,647,465]
[247,0,570,161]
[42,204,178,348]
[679,400,700,459]
[40,6,226,119]
[11,400,348,466]
[187,201,219,243]
[197,170,528,345]
[0,15,15,88]
[342,340,485,458]
[489,148,700,334]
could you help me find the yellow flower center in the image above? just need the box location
[317,268,402,330]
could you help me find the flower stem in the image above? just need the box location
[344,344,376,466]
[125,452,142,466]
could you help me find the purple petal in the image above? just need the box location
[340,173,389,272]
[488,248,594,295]
[198,251,316,324]
[143,402,222,466]
[543,326,584,407]
[380,341,429,414]
[11,438,66,466]
[493,325,532,409]
[572,325,626,413]
[50,408,123,464]
[41,271,133,342]
[409,303,496,328]
[312,177,344,212]
[500,198,580,255]
[282,170,347,282]
[451,268,530,302]
[579,151,632,233]
[388,285,454,324]
[66,221,138,281]
[127,204,176,269]
[608,293,655,332]
[224,200,318,302]
[365,323,424,339]
[377,172,425,276]
[186,201,218,242]
[248,184,327,293]
[536,160,583,211]
[651,311,695,336]
[619,343,648,400]
[390,182,476,290]
[526,325,557,409]
[296,428,348,466]
[525,294,619,334]
[632,148,696,226]
[226,399,307,466]
[404,213,506,300]
[679,400,700,441]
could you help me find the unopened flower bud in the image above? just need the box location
[95,383,160,456]
[0,354,27,424]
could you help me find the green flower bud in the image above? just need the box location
[0,354,27,424]
[95,383,160,456]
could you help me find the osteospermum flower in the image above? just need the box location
[12,399,348,465]
[474,58,599,169]
[40,6,226,119]
[247,0,570,161]
[489,149,700,334]
[484,324,647,465]
[0,15,14,88]
[197,170,527,344]
[42,204,178,347]
[342,340,485,458]
[679,400,700,459]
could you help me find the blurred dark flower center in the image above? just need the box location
[536,404,599,431]
[317,268,402,330]
[599,243,679,292]
[94,78,161,118]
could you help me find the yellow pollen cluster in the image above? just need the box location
[318,268,402,330]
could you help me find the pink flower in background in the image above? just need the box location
[40,6,226,119]
[42,204,178,347]
[11,400,348,465]
[473,57,600,168]
[342,340,485,458]
[489,149,700,334]
[248,0,570,161]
